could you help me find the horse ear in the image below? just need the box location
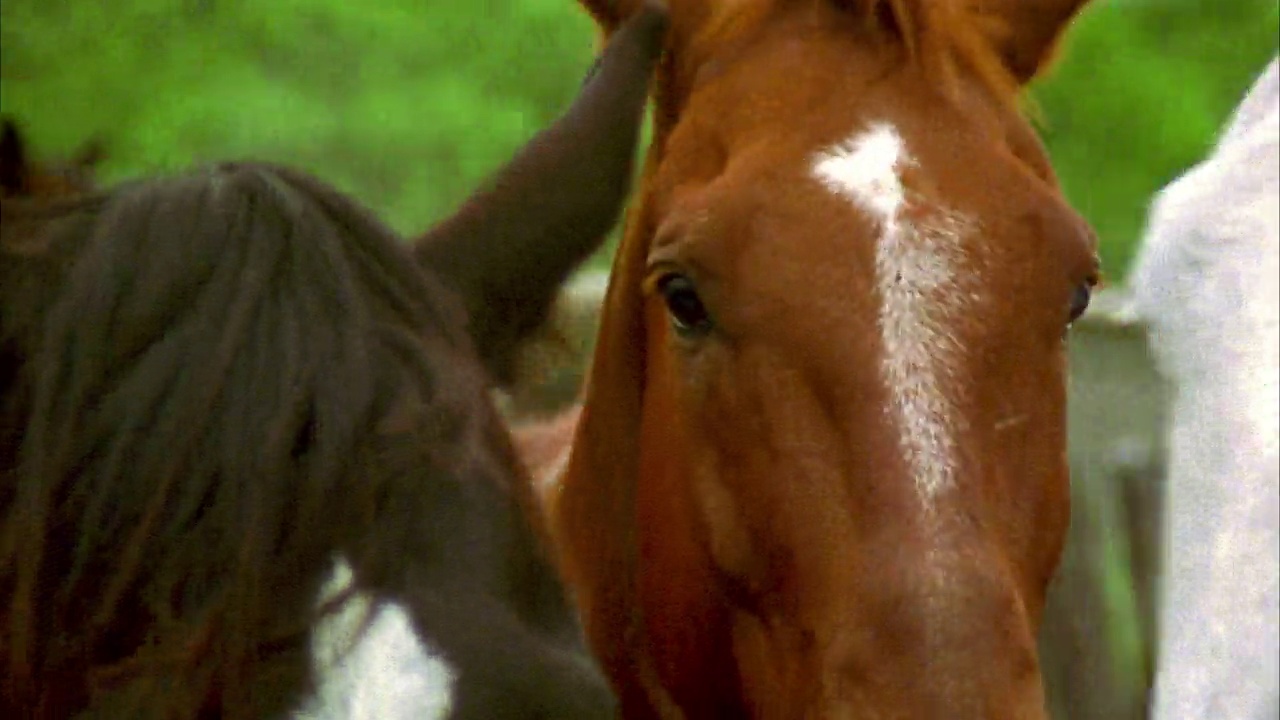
[412,1,668,385]
[578,0,641,32]
[1,118,29,195]
[970,0,1094,84]
[72,137,107,170]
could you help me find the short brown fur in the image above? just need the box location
[526,0,1097,717]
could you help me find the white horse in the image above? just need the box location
[1129,56,1279,719]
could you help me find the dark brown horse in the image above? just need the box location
[0,5,666,718]
[521,0,1099,717]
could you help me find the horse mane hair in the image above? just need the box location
[0,163,526,718]
[692,0,1023,107]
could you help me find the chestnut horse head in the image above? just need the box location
[550,0,1099,716]
[0,117,104,199]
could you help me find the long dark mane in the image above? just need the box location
[1,163,538,718]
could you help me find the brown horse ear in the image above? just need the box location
[969,0,1094,84]
[1,118,30,195]
[72,137,107,170]
[577,0,641,32]
[412,1,668,385]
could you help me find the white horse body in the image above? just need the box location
[1130,56,1279,720]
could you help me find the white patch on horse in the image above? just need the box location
[296,559,455,720]
[813,123,972,499]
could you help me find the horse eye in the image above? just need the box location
[657,273,713,336]
[1068,281,1092,325]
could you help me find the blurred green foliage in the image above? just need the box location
[1032,0,1279,277]
[1,0,599,235]
[2,0,1276,278]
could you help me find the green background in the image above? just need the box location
[2,0,1277,279]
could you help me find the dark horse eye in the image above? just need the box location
[1068,281,1092,325]
[657,273,713,336]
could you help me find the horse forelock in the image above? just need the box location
[1,163,499,718]
[676,0,1023,114]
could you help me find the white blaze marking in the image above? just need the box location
[812,123,973,499]
[299,559,455,720]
